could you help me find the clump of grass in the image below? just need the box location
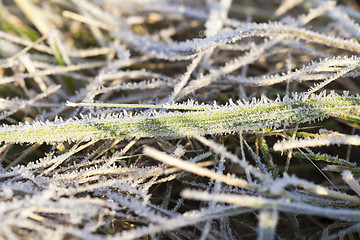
[0,0,360,239]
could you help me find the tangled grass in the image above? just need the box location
[1,0,360,239]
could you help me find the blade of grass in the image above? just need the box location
[0,93,359,143]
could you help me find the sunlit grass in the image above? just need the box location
[0,0,360,239]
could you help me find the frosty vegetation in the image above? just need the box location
[0,0,360,239]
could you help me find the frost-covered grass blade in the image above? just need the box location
[0,92,358,143]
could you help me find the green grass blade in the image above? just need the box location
[0,92,359,144]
